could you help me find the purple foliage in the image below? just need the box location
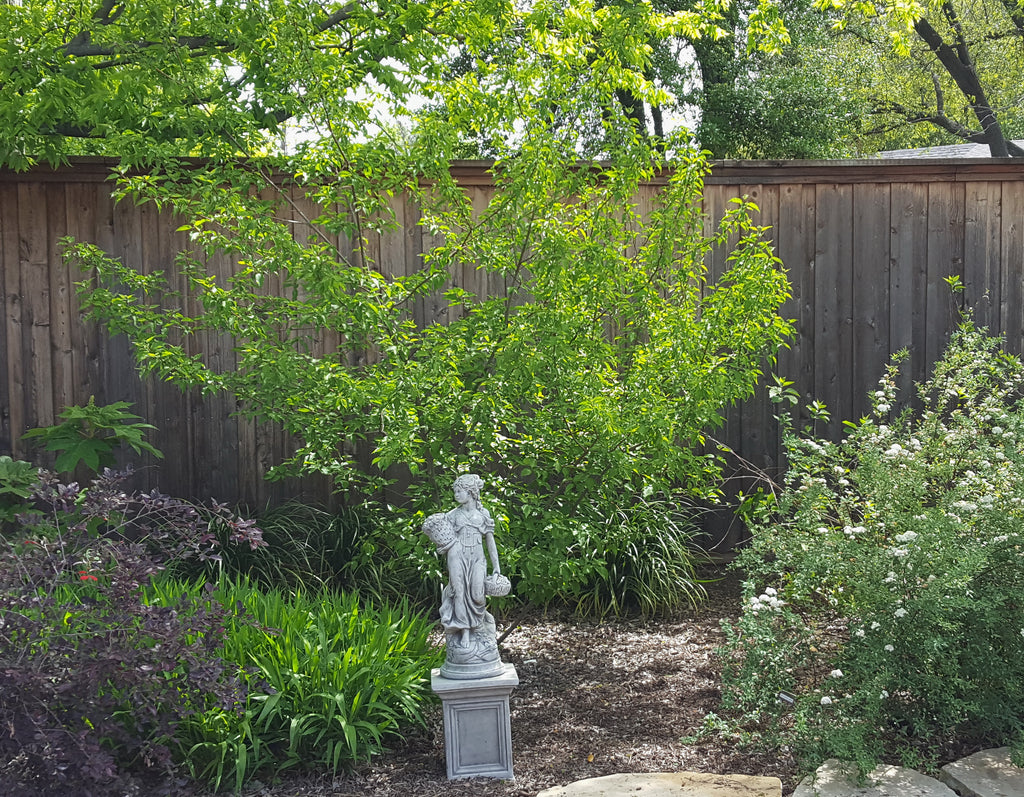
[0,468,265,795]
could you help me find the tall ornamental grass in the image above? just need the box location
[722,323,1024,773]
[145,576,442,792]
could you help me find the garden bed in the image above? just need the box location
[204,572,802,797]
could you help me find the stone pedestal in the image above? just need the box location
[431,662,518,780]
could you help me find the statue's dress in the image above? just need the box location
[439,506,490,634]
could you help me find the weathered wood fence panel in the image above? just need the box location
[2,159,1024,525]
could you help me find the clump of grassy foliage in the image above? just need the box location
[147,575,442,792]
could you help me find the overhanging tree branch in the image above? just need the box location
[913,11,1015,156]
[64,35,232,58]
[62,2,361,60]
[997,0,1024,38]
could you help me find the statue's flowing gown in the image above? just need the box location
[439,506,490,633]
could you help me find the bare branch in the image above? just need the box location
[913,15,1013,156]
[64,2,362,60]
[871,97,989,142]
[318,3,360,33]
[64,35,232,58]
[68,0,126,50]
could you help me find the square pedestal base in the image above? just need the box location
[431,662,518,780]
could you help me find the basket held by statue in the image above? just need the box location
[422,513,456,550]
[484,573,511,597]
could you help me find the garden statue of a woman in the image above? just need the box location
[422,474,510,680]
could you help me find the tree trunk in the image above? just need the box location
[913,12,1016,157]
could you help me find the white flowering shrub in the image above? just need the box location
[721,324,1024,771]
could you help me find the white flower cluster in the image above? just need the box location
[748,586,785,614]
[873,389,896,416]
[884,443,912,459]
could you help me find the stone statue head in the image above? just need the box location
[453,473,484,502]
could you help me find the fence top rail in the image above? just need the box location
[1,156,1023,186]
[704,158,1024,185]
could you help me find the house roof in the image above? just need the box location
[879,141,1024,159]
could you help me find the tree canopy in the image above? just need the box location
[0,0,735,167]
[4,0,796,610]
[818,0,1024,156]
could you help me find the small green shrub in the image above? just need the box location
[511,495,707,617]
[22,397,163,474]
[721,323,1024,772]
[0,455,38,527]
[187,501,417,601]
[148,576,442,791]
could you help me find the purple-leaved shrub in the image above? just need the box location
[0,467,264,796]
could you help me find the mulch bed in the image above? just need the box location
[232,570,802,797]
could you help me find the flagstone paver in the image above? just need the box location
[940,748,1024,797]
[533,749,1024,797]
[791,759,958,797]
[535,772,782,797]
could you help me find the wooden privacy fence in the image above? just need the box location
[2,158,1024,532]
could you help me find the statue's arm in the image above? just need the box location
[483,510,501,574]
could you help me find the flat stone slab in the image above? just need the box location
[793,759,959,797]
[941,748,1024,797]
[536,772,782,797]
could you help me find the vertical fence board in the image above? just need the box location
[467,186,492,303]
[963,182,1003,332]
[699,182,745,551]
[1002,184,1024,352]
[106,195,146,424]
[65,184,104,410]
[406,198,429,330]
[19,182,56,438]
[852,183,891,420]
[889,183,929,399]
[420,193,451,327]
[925,182,965,370]
[814,183,854,438]
[45,183,73,420]
[140,202,193,498]
[702,183,743,460]
[0,185,18,456]
[203,242,242,505]
[738,183,781,473]
[775,183,816,451]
